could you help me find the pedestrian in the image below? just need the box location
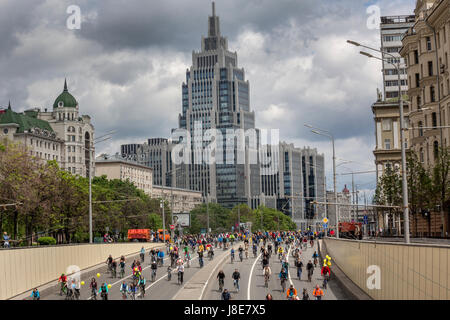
[3,232,10,248]
[295,257,303,280]
[265,293,273,300]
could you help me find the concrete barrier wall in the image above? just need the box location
[0,242,161,300]
[323,238,450,300]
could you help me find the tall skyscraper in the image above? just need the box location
[380,15,415,100]
[176,2,260,208]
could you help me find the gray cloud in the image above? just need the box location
[0,0,416,197]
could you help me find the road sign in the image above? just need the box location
[363,215,368,225]
[170,225,174,230]
[323,223,328,229]
[322,218,328,224]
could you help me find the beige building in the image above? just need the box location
[400,0,450,167]
[152,186,203,214]
[372,97,411,180]
[95,157,153,195]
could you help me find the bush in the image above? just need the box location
[37,237,57,246]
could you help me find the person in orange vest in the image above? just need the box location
[286,284,297,300]
[313,285,324,300]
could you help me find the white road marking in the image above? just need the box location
[247,252,262,300]
[199,248,234,300]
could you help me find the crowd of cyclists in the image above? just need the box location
[30,230,330,300]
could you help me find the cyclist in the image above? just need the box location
[313,285,324,300]
[286,284,297,300]
[252,243,258,257]
[58,273,67,296]
[167,265,172,281]
[244,245,249,259]
[232,269,241,292]
[128,282,138,300]
[138,276,146,297]
[140,247,145,263]
[306,260,314,282]
[238,246,244,262]
[312,251,319,267]
[177,263,185,285]
[267,243,272,256]
[90,278,98,299]
[221,288,231,301]
[217,270,225,291]
[279,268,288,292]
[98,283,109,300]
[150,259,158,281]
[198,249,204,268]
[321,264,331,288]
[111,259,117,278]
[230,248,235,263]
[119,258,126,278]
[157,249,165,266]
[30,288,40,300]
[263,266,271,287]
[120,281,128,299]
[262,255,269,272]
[208,245,215,260]
[106,254,113,273]
[302,288,310,300]
[295,257,303,280]
[72,279,80,299]
[278,246,284,260]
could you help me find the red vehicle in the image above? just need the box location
[128,229,151,242]
[338,222,362,239]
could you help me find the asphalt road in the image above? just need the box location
[203,240,351,300]
[35,240,352,300]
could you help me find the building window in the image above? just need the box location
[414,50,419,64]
[428,61,433,76]
[432,112,437,127]
[426,36,432,51]
[431,86,436,102]
[384,139,391,150]
[420,148,424,163]
[434,141,439,159]
[418,121,423,136]
[382,119,392,131]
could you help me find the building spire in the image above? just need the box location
[64,78,68,92]
[212,1,215,17]
[8,100,11,110]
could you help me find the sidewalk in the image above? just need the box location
[173,243,241,300]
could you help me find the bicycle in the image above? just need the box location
[218,278,224,292]
[91,288,97,300]
[65,289,74,300]
[111,268,117,279]
[140,253,145,263]
[59,283,67,296]
[264,274,269,288]
[231,253,234,264]
[128,289,136,300]
[151,269,157,282]
[119,267,125,278]
[323,276,328,289]
[245,250,248,259]
[178,272,183,285]
[239,252,243,262]
[308,270,313,282]
[167,268,172,281]
[139,284,146,298]
[73,289,80,300]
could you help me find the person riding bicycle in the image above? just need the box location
[140,247,145,262]
[279,268,288,291]
[58,273,67,295]
[111,259,117,277]
[90,278,98,298]
[230,248,235,260]
[128,282,138,299]
[120,281,128,298]
[313,285,324,300]
[177,264,185,284]
[157,249,165,265]
[286,284,297,300]
[278,246,284,259]
[106,254,113,271]
[263,266,272,284]
[252,243,258,256]
[217,270,225,290]
[221,288,231,300]
[238,246,244,261]
[306,260,314,282]
[150,259,158,279]
[312,251,319,266]
[30,288,40,300]
[138,276,146,295]
[232,269,241,291]
[98,283,109,300]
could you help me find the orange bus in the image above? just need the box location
[158,229,171,242]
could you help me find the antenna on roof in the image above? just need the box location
[212,1,215,17]
[8,100,11,110]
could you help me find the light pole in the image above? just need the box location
[305,124,339,238]
[348,40,410,243]
[161,166,181,242]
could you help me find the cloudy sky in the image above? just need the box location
[0,0,416,201]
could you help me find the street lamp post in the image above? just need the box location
[347,40,410,243]
[305,124,339,238]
